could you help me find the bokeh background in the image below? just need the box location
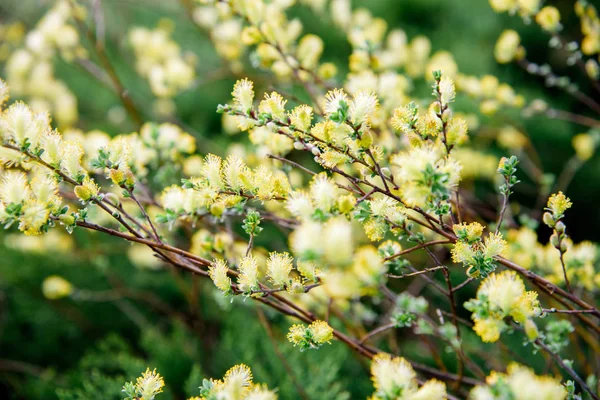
[0,0,598,398]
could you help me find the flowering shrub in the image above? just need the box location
[1,0,599,399]
[123,364,277,400]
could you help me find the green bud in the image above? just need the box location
[560,240,568,253]
[542,212,555,227]
[525,319,539,340]
[74,185,93,202]
[550,232,560,248]
[210,203,224,217]
[59,214,75,226]
[123,170,135,188]
[441,108,452,123]
[108,169,125,186]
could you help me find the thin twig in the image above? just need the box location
[387,266,445,279]
[495,189,509,235]
[267,154,317,176]
[542,308,597,314]
[558,252,573,294]
[452,277,475,293]
[359,323,396,344]
[127,187,162,242]
[384,240,452,261]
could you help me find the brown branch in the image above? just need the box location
[74,220,211,268]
